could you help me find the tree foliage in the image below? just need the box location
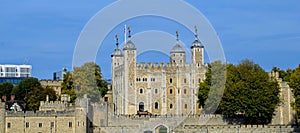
[62,62,108,103]
[0,82,14,99]
[11,78,41,100]
[24,86,57,111]
[289,65,300,115]
[198,61,226,114]
[61,72,77,103]
[272,66,294,82]
[198,59,280,124]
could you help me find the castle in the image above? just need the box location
[0,27,297,133]
[111,27,206,115]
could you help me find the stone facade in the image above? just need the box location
[0,97,89,133]
[270,72,296,125]
[111,28,206,115]
[40,80,63,96]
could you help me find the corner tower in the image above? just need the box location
[123,26,137,114]
[170,31,186,65]
[191,26,204,66]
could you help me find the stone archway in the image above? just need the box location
[155,125,168,133]
[139,102,144,112]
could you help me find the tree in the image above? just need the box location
[198,61,226,114]
[225,60,280,124]
[0,82,14,99]
[24,86,57,111]
[198,59,280,124]
[11,78,40,100]
[72,62,108,103]
[289,65,300,117]
[61,72,77,103]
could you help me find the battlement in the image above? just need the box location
[40,80,62,86]
[39,100,74,111]
[5,110,75,117]
[136,62,194,70]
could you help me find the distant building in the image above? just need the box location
[0,64,32,85]
[53,68,68,80]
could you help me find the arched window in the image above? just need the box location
[184,78,186,83]
[170,78,172,83]
[170,89,173,94]
[140,89,143,94]
[155,89,158,94]
[154,102,158,109]
[185,104,187,109]
[170,104,173,109]
[184,89,187,94]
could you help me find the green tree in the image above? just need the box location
[11,78,40,100]
[61,72,77,103]
[198,59,280,124]
[0,82,14,99]
[72,62,108,103]
[290,65,300,117]
[198,61,226,114]
[24,86,57,111]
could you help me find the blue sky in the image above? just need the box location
[0,0,299,79]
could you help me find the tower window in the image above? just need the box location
[170,104,173,109]
[184,79,186,83]
[140,89,143,94]
[170,89,173,94]
[26,122,29,128]
[38,123,42,128]
[184,89,187,94]
[51,122,54,128]
[155,89,158,94]
[155,102,159,109]
[7,123,11,128]
[170,78,172,83]
[198,78,201,83]
[69,122,72,128]
[185,104,187,109]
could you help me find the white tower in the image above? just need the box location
[123,26,137,114]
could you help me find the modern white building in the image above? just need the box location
[0,64,32,78]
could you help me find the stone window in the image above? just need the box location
[184,89,187,94]
[26,122,29,128]
[154,89,158,94]
[185,104,187,109]
[170,104,173,109]
[198,78,201,83]
[51,122,54,128]
[38,123,42,128]
[170,89,173,94]
[151,78,155,82]
[140,89,143,94]
[154,102,159,110]
[184,78,186,84]
[7,122,11,128]
[170,78,172,83]
[69,122,72,128]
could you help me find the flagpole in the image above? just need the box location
[124,25,127,43]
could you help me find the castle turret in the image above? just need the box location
[123,26,137,114]
[170,30,186,65]
[191,25,204,66]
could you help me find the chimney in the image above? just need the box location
[10,95,15,101]
[1,96,7,102]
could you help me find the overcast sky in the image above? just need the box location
[0,0,299,79]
